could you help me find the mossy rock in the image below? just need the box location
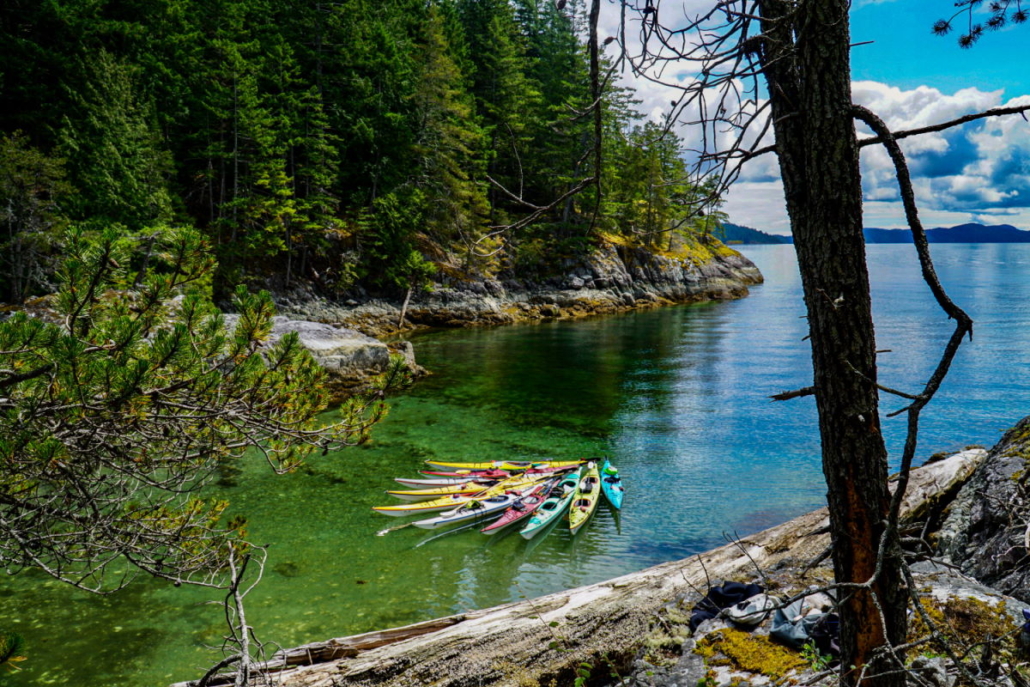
[695,628,806,680]
[909,593,1021,651]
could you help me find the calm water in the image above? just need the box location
[3,243,1029,686]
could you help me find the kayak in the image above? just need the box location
[386,480,498,501]
[394,476,486,488]
[395,473,517,487]
[418,465,576,481]
[599,458,625,510]
[372,475,544,516]
[413,491,528,530]
[424,459,585,472]
[418,468,513,480]
[568,462,601,535]
[480,480,554,535]
[520,468,581,540]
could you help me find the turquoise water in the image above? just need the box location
[2,243,1029,686]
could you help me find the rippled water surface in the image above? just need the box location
[3,243,1029,686]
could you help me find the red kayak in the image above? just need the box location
[480,480,555,535]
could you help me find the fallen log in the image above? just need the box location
[172,448,984,687]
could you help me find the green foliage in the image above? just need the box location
[412,6,489,247]
[573,660,592,687]
[57,49,175,229]
[0,132,73,303]
[0,225,392,591]
[0,0,727,292]
[361,191,437,291]
[801,641,834,671]
[0,630,26,672]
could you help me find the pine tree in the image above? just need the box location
[457,0,542,223]
[411,5,489,253]
[0,226,393,591]
[0,133,73,303]
[57,49,175,229]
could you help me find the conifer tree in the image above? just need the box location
[57,50,175,229]
[457,0,542,222]
[0,133,73,304]
[0,226,392,591]
[411,5,489,253]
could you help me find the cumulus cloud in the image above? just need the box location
[599,3,1030,232]
[727,82,1030,231]
[722,180,790,233]
[603,0,774,168]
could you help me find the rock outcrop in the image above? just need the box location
[224,315,422,395]
[275,242,763,337]
[938,418,1030,603]
[622,561,1027,687]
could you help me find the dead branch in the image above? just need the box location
[770,385,815,401]
[851,105,974,533]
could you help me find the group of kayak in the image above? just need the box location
[373,458,625,538]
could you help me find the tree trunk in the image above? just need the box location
[757,0,907,683]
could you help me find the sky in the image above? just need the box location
[604,0,1030,235]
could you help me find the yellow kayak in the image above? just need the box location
[424,459,585,472]
[386,479,498,502]
[568,462,601,535]
[373,475,546,517]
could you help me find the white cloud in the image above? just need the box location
[728,83,1030,231]
[722,180,790,234]
[598,4,1030,233]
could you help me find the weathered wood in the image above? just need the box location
[171,449,983,687]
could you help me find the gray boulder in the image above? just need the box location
[224,315,394,390]
[269,317,391,378]
[937,417,1030,603]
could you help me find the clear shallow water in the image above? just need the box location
[3,243,1029,686]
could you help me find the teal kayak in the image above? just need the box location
[600,458,624,510]
[519,468,581,540]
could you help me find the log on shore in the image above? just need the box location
[172,449,984,687]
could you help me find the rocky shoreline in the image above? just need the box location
[275,242,762,339]
[268,242,762,390]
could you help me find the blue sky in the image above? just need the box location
[849,0,1026,95]
[610,0,1030,235]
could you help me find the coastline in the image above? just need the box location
[275,241,764,340]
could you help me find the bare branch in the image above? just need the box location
[770,385,815,401]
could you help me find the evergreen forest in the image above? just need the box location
[0,0,725,305]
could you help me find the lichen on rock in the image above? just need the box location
[937,418,1030,603]
[695,628,806,681]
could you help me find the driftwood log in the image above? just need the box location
[172,449,984,687]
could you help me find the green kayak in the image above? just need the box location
[519,468,581,540]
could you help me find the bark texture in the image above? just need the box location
[757,0,906,682]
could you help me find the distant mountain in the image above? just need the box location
[720,221,1030,244]
[718,222,792,244]
[863,223,1030,243]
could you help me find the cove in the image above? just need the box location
[3,243,1029,686]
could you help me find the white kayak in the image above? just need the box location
[412,491,527,530]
